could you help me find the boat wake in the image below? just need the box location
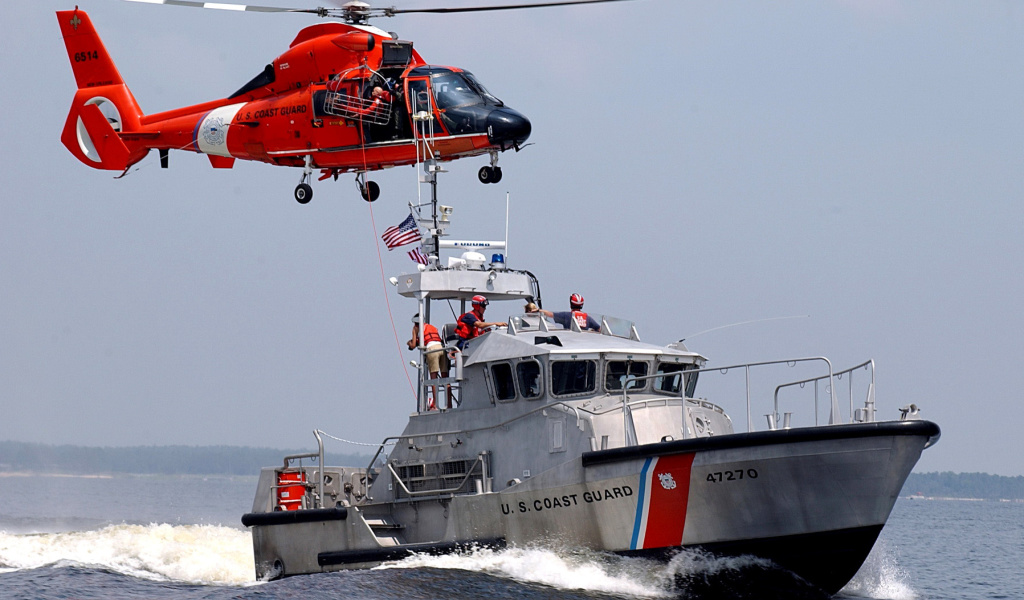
[378,546,673,597]
[0,525,918,599]
[378,545,883,599]
[0,523,256,586]
[376,543,921,600]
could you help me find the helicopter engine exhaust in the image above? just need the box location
[332,32,375,52]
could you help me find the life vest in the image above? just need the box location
[455,311,481,341]
[422,323,442,345]
[572,311,589,329]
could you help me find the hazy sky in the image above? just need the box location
[2,1,1022,476]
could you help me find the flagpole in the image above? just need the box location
[431,163,439,264]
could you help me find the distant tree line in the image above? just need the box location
[0,441,371,476]
[903,472,1024,500]
[3,442,1022,497]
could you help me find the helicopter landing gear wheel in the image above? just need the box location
[479,150,502,184]
[295,154,314,204]
[294,183,313,204]
[359,180,380,202]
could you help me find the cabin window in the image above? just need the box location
[490,363,516,402]
[654,363,698,397]
[517,360,543,399]
[605,360,649,392]
[550,360,597,397]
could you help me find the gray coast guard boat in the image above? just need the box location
[241,199,940,595]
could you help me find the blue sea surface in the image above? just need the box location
[0,474,1019,599]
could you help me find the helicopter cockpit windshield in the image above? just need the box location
[431,71,503,109]
[418,69,505,136]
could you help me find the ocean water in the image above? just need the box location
[0,474,1019,599]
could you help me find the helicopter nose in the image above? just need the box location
[486,107,531,148]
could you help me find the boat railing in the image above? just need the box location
[415,343,463,412]
[273,429,326,510]
[364,400,592,476]
[622,357,841,441]
[386,451,491,500]
[509,312,640,340]
[773,359,876,428]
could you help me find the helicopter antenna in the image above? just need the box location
[680,315,810,343]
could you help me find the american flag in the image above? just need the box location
[408,245,429,265]
[381,213,420,249]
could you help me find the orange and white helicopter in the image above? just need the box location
[57,0,629,202]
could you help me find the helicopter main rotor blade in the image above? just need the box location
[123,0,638,22]
[122,0,321,15]
[382,0,636,17]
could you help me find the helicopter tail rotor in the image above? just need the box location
[57,9,144,171]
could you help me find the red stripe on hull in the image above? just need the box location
[642,453,695,549]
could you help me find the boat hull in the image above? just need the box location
[245,420,939,594]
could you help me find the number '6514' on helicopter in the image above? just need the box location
[56,1,626,202]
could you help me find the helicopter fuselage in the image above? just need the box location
[58,11,531,186]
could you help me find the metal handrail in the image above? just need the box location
[280,429,325,509]
[385,452,487,498]
[363,400,595,472]
[621,357,838,440]
[774,359,875,426]
[415,343,463,412]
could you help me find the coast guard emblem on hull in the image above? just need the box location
[657,472,677,490]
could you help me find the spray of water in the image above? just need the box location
[0,524,256,585]
[840,538,918,600]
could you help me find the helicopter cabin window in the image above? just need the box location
[654,363,699,397]
[605,360,649,392]
[550,360,597,397]
[490,363,516,403]
[517,360,543,400]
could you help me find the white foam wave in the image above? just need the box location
[0,523,256,586]
[840,538,918,600]
[662,548,777,578]
[378,546,672,597]
[377,545,788,598]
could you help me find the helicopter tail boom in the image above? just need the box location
[57,9,146,171]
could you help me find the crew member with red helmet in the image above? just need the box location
[455,295,507,349]
[528,293,601,332]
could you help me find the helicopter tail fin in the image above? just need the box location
[57,9,145,171]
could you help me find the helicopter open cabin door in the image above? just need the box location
[407,77,438,140]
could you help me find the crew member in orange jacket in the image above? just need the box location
[456,295,506,349]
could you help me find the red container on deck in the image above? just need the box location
[276,470,306,511]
